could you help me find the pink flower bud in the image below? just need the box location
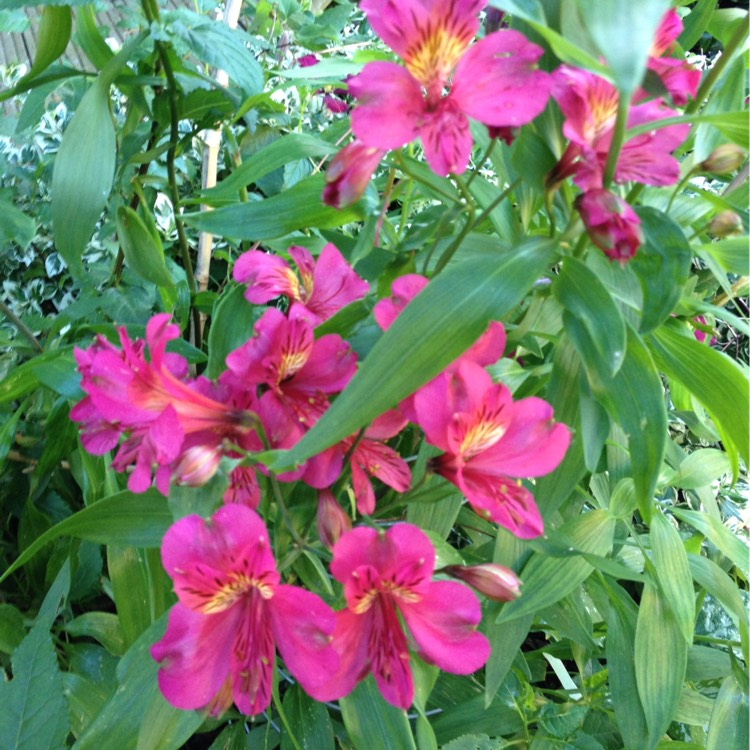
[322,141,384,209]
[442,564,521,602]
[298,54,319,68]
[487,125,519,145]
[172,443,222,487]
[699,144,746,175]
[707,210,743,238]
[575,189,643,264]
[316,489,352,548]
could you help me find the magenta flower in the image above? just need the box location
[648,9,700,106]
[323,140,385,209]
[442,563,521,602]
[151,505,338,716]
[550,65,690,190]
[412,360,570,538]
[71,314,257,494]
[316,524,490,709]
[316,489,352,548]
[575,189,644,263]
[346,0,551,175]
[233,243,369,325]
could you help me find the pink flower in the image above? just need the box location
[233,243,369,325]
[575,189,644,263]
[316,489,352,548]
[151,505,338,716]
[345,0,551,175]
[71,314,257,494]
[550,66,690,190]
[322,140,385,209]
[442,563,521,601]
[648,9,700,106]
[298,54,319,67]
[316,524,490,709]
[412,360,570,538]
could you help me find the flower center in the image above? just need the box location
[459,413,507,458]
[202,574,274,615]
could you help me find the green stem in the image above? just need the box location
[686,21,749,115]
[602,91,632,189]
[468,177,521,232]
[0,299,43,353]
[466,139,497,188]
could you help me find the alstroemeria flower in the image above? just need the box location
[549,65,690,190]
[575,189,644,263]
[316,524,490,709]
[648,8,700,106]
[71,314,257,494]
[234,243,369,325]
[151,505,339,717]
[323,140,386,209]
[347,0,551,175]
[413,360,570,538]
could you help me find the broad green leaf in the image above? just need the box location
[608,478,637,520]
[116,207,173,288]
[201,133,337,203]
[441,735,504,750]
[649,511,694,642]
[164,9,263,97]
[676,509,749,575]
[0,200,36,252]
[24,5,71,80]
[687,645,732,683]
[485,613,532,706]
[340,677,416,750]
[648,320,749,475]
[272,238,557,470]
[698,237,750,276]
[487,0,546,24]
[671,448,733,489]
[0,604,25,654]
[73,617,202,750]
[74,4,115,69]
[205,284,258,378]
[575,0,670,93]
[281,684,334,750]
[584,325,667,516]
[107,546,153,650]
[635,583,688,749]
[0,620,69,750]
[674,688,714,726]
[679,0,718,51]
[64,612,126,657]
[554,257,626,379]
[183,174,367,240]
[688,554,747,626]
[706,674,749,750]
[631,207,691,333]
[51,34,147,274]
[626,111,749,150]
[432,693,525,745]
[0,490,172,584]
[497,510,615,623]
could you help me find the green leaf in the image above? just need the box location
[672,508,749,575]
[0,490,172,584]
[631,207,691,333]
[606,581,650,750]
[485,613,532,706]
[74,4,115,70]
[24,5,71,80]
[183,174,367,240]
[51,34,147,275]
[698,237,750,276]
[554,257,626,379]
[688,554,747,626]
[584,325,667,516]
[497,510,615,623]
[626,111,749,150]
[339,677,417,750]
[706,674,749,750]
[0,200,36,252]
[671,448,733,489]
[64,612,126,657]
[116,207,173,288]
[205,284,257,378]
[647,320,749,474]
[201,133,337,203]
[0,620,69,750]
[442,735,504,750]
[649,510,694,643]
[635,583,688,749]
[0,347,74,405]
[575,0,670,93]
[164,9,263,97]
[674,688,714,726]
[0,604,25,655]
[73,616,202,750]
[679,0,718,51]
[107,546,154,650]
[272,238,557,471]
[281,684,334,750]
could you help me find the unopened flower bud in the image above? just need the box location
[316,489,352,548]
[707,210,743,237]
[322,141,384,209]
[298,54,319,68]
[442,563,521,601]
[575,189,643,264]
[699,144,746,174]
[173,444,222,487]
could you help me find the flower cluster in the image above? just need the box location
[72,243,569,715]
[322,2,698,265]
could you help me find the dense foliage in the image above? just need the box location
[0,1,748,749]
